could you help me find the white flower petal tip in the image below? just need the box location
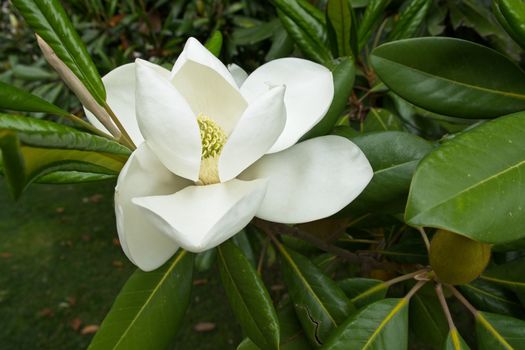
[240,58,334,153]
[134,60,202,181]
[218,85,287,182]
[171,37,238,90]
[115,143,192,271]
[228,63,248,87]
[240,136,373,224]
[132,179,268,253]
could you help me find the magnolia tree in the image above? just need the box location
[2,0,525,349]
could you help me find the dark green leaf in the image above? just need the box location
[0,81,69,117]
[358,0,391,49]
[338,278,388,308]
[237,304,313,350]
[302,57,355,139]
[322,298,409,350]
[35,170,116,184]
[326,0,353,57]
[218,241,280,350]
[410,285,448,349]
[482,258,525,305]
[11,0,106,104]
[388,0,431,41]
[495,0,525,50]
[362,108,404,132]
[444,330,470,350]
[459,279,524,318]
[88,251,194,350]
[405,112,525,244]
[371,37,525,118]
[277,243,355,346]
[343,131,433,214]
[476,311,525,349]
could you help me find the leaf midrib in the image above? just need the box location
[374,55,525,100]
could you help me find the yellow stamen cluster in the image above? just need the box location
[197,114,226,185]
[197,114,226,159]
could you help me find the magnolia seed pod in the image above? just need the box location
[429,229,491,285]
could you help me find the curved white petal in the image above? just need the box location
[132,179,267,252]
[239,136,373,224]
[241,58,334,153]
[171,60,247,135]
[115,143,192,271]
[84,62,171,145]
[135,59,202,181]
[228,63,248,87]
[171,38,238,88]
[218,86,286,182]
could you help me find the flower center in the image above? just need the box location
[197,114,226,185]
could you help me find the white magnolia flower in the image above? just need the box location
[85,38,373,271]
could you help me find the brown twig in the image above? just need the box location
[435,283,457,331]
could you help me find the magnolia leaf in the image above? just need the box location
[326,0,353,57]
[410,285,448,348]
[11,0,106,104]
[88,251,194,350]
[371,37,525,118]
[343,131,433,214]
[362,108,404,132]
[358,0,391,49]
[459,279,524,318]
[237,304,312,350]
[218,241,280,350]
[302,57,355,139]
[476,311,525,349]
[277,243,355,346]
[444,329,470,350]
[482,257,525,305]
[322,298,409,350]
[0,81,69,117]
[338,278,388,309]
[388,0,431,41]
[405,111,525,244]
[205,30,223,57]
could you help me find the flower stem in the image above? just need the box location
[103,102,136,150]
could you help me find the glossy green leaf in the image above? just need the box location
[88,251,194,350]
[405,112,525,244]
[495,0,525,50]
[237,304,313,350]
[476,311,525,349]
[482,258,525,305]
[459,279,524,318]
[410,285,448,348]
[232,230,257,268]
[275,0,332,65]
[344,131,433,214]
[326,0,353,57]
[195,249,217,273]
[371,37,525,118]
[362,108,404,132]
[338,278,388,308]
[35,170,115,184]
[218,241,280,350]
[388,0,431,41]
[0,114,130,155]
[302,57,355,139]
[277,243,355,346]
[0,81,69,117]
[0,115,128,198]
[322,298,409,350]
[444,330,470,350]
[11,0,105,104]
[358,0,391,49]
[204,30,223,57]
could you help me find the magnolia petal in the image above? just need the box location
[132,179,267,252]
[228,63,248,87]
[171,60,247,135]
[218,86,286,182]
[171,37,238,89]
[84,62,171,145]
[239,136,373,223]
[135,59,202,181]
[240,58,334,153]
[115,143,192,271]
